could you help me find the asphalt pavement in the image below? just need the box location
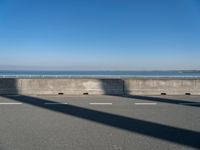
[0,95,200,150]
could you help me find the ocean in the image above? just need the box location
[0,70,200,78]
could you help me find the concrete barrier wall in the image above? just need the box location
[0,78,20,94]
[0,78,124,95]
[0,78,199,95]
[124,78,200,95]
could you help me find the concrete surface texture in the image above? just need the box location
[0,78,124,95]
[0,78,200,95]
[0,95,199,150]
[124,78,200,95]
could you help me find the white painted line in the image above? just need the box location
[44,102,68,105]
[180,102,200,105]
[135,102,157,105]
[0,103,22,105]
[89,103,112,105]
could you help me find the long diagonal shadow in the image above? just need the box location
[124,95,200,107]
[2,95,200,149]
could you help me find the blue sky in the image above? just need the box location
[0,0,200,70]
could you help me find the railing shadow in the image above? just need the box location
[99,79,124,95]
[124,95,200,107]
[121,79,200,107]
[2,95,200,149]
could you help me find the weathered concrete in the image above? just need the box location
[124,78,200,95]
[0,78,200,95]
[0,78,123,95]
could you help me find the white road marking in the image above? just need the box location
[89,103,112,105]
[180,102,200,105]
[0,103,22,105]
[44,102,68,105]
[134,102,157,105]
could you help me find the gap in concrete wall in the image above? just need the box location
[185,93,191,95]
[58,93,64,95]
[161,93,166,95]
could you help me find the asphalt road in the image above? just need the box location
[0,95,200,150]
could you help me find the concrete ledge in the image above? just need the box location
[0,78,124,95]
[0,78,199,95]
[124,78,200,95]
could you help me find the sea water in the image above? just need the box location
[0,70,200,78]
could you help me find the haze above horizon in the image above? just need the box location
[0,0,200,71]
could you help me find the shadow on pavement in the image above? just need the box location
[124,95,200,107]
[2,95,200,149]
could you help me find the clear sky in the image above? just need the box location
[0,0,200,70]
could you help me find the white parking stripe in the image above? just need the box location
[134,103,157,105]
[89,103,112,105]
[0,103,22,105]
[44,102,68,105]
